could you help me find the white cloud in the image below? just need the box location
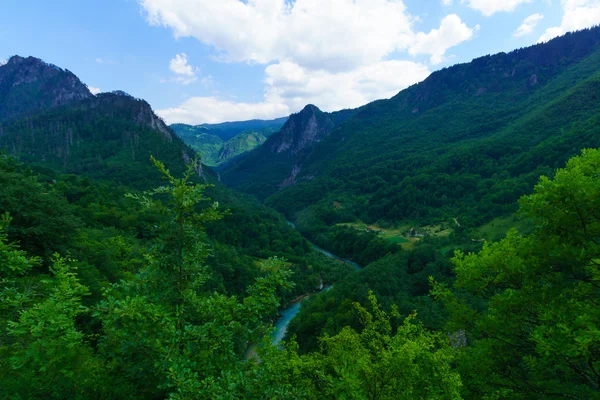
[514,13,544,37]
[442,0,453,5]
[169,53,198,85]
[0,59,7,66]
[169,53,195,77]
[96,58,105,64]
[409,15,478,64]
[88,86,102,95]
[141,0,413,71]
[461,0,533,16]
[141,1,476,123]
[156,97,290,125]
[539,0,600,42]
[140,0,474,72]
[157,59,430,124]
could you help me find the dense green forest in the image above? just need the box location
[2,146,599,398]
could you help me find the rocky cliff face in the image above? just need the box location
[221,104,351,197]
[93,91,173,141]
[263,105,335,187]
[0,55,92,121]
[269,104,334,156]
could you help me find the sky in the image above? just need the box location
[1,0,599,125]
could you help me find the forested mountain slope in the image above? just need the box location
[171,117,287,166]
[224,28,600,233]
[0,90,197,188]
[222,104,357,199]
[173,127,271,167]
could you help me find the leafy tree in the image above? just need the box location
[0,154,81,258]
[95,157,294,398]
[252,291,462,399]
[0,213,103,398]
[433,149,600,399]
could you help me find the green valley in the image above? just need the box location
[1,13,600,400]
[171,118,286,166]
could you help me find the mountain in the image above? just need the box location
[0,87,197,188]
[221,104,357,199]
[218,131,267,163]
[172,117,288,142]
[172,126,270,167]
[0,55,93,122]
[223,28,600,239]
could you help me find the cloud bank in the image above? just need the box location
[140,0,478,123]
[539,0,600,43]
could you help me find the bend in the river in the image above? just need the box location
[272,221,363,344]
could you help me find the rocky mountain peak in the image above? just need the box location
[0,54,92,121]
[270,104,334,155]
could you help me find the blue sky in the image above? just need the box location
[0,0,597,124]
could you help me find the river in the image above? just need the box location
[270,222,362,345]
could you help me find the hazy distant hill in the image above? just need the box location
[171,118,286,166]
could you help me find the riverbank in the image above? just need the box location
[270,221,363,344]
[246,221,363,359]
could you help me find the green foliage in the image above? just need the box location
[0,152,358,398]
[0,217,102,398]
[288,245,455,353]
[0,154,82,258]
[433,149,600,399]
[252,292,462,399]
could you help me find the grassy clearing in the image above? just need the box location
[337,221,453,249]
[422,224,454,238]
[254,258,293,271]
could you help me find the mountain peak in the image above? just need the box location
[301,104,321,112]
[0,55,92,121]
[271,104,334,156]
[6,55,25,65]
[6,55,65,73]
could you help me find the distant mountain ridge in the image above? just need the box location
[172,117,287,142]
[171,117,286,166]
[0,55,93,122]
